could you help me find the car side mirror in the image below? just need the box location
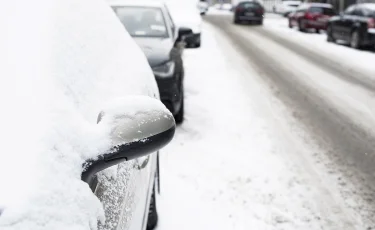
[81,96,175,185]
[177,27,193,42]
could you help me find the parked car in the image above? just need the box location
[109,0,193,124]
[327,3,375,49]
[0,0,175,230]
[197,0,209,15]
[274,0,301,16]
[168,2,203,48]
[289,3,336,32]
[234,1,264,25]
[222,3,234,11]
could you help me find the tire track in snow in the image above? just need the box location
[204,14,375,228]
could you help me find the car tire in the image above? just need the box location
[234,17,240,24]
[326,25,335,43]
[350,30,362,49]
[315,28,320,34]
[174,87,184,124]
[146,184,158,230]
[298,20,306,32]
[258,20,263,26]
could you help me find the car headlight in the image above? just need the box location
[152,61,175,78]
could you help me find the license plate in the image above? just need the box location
[245,12,254,16]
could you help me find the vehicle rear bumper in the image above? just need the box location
[236,15,263,21]
[306,20,328,30]
[155,75,181,115]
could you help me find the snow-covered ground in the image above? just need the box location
[264,14,375,75]
[156,21,372,230]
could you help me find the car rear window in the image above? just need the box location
[363,8,375,17]
[287,4,300,7]
[309,7,335,15]
[239,2,262,9]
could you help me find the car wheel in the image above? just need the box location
[174,86,184,124]
[315,28,320,34]
[350,30,361,49]
[298,20,306,32]
[258,20,263,26]
[146,184,158,230]
[174,97,184,124]
[326,25,335,43]
[234,17,240,24]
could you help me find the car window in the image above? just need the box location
[309,7,335,15]
[362,7,375,17]
[344,5,356,15]
[239,2,262,9]
[353,8,364,16]
[112,6,169,38]
[164,6,176,37]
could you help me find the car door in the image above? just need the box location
[94,127,157,230]
[342,5,358,40]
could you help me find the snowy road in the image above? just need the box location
[157,13,375,230]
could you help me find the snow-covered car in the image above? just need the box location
[197,0,209,15]
[222,3,234,11]
[274,0,301,16]
[0,0,176,230]
[167,1,203,48]
[109,0,191,124]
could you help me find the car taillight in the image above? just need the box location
[305,12,313,19]
[257,8,264,14]
[236,7,243,12]
[368,18,375,28]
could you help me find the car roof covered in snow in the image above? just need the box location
[360,3,375,10]
[107,0,165,8]
[300,3,333,8]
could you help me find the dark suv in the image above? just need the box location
[233,1,264,25]
[327,3,375,49]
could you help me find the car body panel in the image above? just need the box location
[289,3,335,30]
[329,3,375,46]
[0,0,160,229]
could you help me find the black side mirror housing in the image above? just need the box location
[177,27,194,42]
[81,96,175,185]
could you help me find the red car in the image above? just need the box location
[288,3,336,32]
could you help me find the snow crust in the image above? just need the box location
[0,0,158,229]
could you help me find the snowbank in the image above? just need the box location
[0,0,158,229]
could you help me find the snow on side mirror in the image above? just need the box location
[81,96,175,185]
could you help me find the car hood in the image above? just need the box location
[134,37,173,67]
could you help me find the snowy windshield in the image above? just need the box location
[112,7,168,38]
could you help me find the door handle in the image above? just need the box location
[135,155,150,170]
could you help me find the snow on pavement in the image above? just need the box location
[156,22,366,229]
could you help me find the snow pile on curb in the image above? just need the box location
[0,0,157,229]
